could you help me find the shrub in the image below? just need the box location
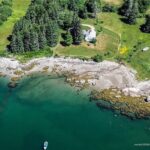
[0,0,12,25]
[102,5,118,12]
[90,38,97,44]
[92,54,103,62]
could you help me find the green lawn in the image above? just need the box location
[101,0,123,6]
[0,0,149,79]
[0,0,30,54]
[99,13,150,79]
[56,12,150,79]
[56,45,102,58]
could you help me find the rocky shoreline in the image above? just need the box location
[90,89,150,119]
[0,57,150,118]
[0,57,149,95]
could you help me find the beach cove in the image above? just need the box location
[0,57,150,118]
[0,75,150,150]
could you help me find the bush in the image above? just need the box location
[0,0,12,25]
[92,54,103,62]
[1,0,12,6]
[63,31,73,46]
[90,38,97,44]
[102,5,118,12]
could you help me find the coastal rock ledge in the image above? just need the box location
[0,57,150,117]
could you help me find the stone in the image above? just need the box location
[8,82,18,88]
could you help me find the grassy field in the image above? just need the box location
[99,13,150,79]
[0,0,149,79]
[55,15,120,59]
[55,12,150,79]
[0,0,30,54]
[102,0,123,6]
[55,45,100,58]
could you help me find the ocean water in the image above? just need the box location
[0,74,150,150]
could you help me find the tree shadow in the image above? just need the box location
[120,17,129,24]
[7,35,12,41]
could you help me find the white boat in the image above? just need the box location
[43,141,48,150]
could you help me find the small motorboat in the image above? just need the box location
[43,141,48,150]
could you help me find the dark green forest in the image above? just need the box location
[9,0,101,53]
[9,0,150,53]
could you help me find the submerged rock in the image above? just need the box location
[91,89,150,119]
[8,82,18,88]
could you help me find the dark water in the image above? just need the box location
[0,75,150,150]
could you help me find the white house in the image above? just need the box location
[83,29,96,42]
[142,47,149,52]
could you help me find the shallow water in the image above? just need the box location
[0,75,150,150]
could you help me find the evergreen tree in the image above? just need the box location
[30,30,39,51]
[16,32,24,52]
[38,31,47,49]
[23,31,31,51]
[141,15,150,33]
[47,5,59,20]
[35,5,46,25]
[71,13,83,44]
[68,0,78,12]
[63,11,73,29]
[46,21,59,47]
[10,34,17,53]
[79,5,88,19]
[119,0,132,16]
[86,0,97,18]
[126,1,139,24]
[26,6,36,24]
[138,0,150,13]
[63,31,73,46]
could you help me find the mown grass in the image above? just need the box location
[14,48,53,63]
[99,13,150,79]
[55,15,120,59]
[0,0,30,54]
[56,12,150,79]
[55,45,101,58]
[0,0,149,79]
[101,0,123,6]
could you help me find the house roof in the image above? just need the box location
[84,29,96,42]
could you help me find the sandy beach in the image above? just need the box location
[0,57,149,98]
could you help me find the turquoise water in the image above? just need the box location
[0,75,150,150]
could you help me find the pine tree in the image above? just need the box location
[10,34,17,53]
[141,15,150,33]
[119,0,131,16]
[47,5,59,20]
[38,31,47,49]
[71,13,83,45]
[68,0,78,12]
[79,5,88,19]
[63,11,73,30]
[16,32,24,52]
[46,21,59,47]
[126,1,139,24]
[35,5,46,25]
[26,6,36,24]
[86,0,97,18]
[64,31,73,46]
[23,31,31,51]
[30,30,39,51]
[138,0,150,13]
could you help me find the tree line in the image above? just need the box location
[0,0,12,25]
[119,0,150,32]
[9,0,101,53]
